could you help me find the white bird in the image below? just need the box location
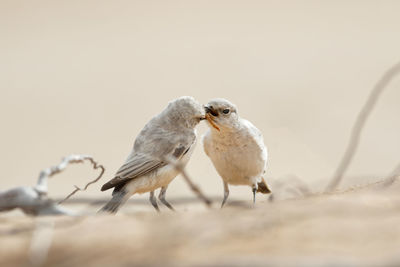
[100,96,205,214]
[202,98,271,207]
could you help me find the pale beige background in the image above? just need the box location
[1,0,400,200]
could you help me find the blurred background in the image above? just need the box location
[1,0,400,201]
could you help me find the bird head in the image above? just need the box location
[164,96,205,129]
[204,98,239,132]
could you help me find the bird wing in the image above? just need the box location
[100,154,165,191]
[100,139,194,192]
[241,118,268,170]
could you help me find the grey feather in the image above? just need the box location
[98,190,128,214]
[101,97,199,192]
[101,140,194,192]
[100,96,204,213]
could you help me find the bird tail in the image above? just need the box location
[98,190,128,214]
[257,178,271,194]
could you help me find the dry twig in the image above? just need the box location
[28,219,55,267]
[164,156,212,207]
[0,154,104,216]
[326,61,400,192]
[58,156,105,204]
[379,162,400,188]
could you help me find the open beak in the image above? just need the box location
[204,106,220,131]
[204,106,218,117]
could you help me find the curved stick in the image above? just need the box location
[57,155,105,204]
[164,156,212,207]
[325,61,400,192]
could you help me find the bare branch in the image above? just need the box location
[0,154,105,216]
[58,156,105,204]
[28,219,55,267]
[326,61,400,192]
[0,187,74,216]
[164,156,212,207]
[379,161,400,188]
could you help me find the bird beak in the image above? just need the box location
[206,114,220,131]
[204,105,218,117]
[203,105,220,131]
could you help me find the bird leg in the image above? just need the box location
[149,191,160,212]
[252,183,258,204]
[158,186,175,211]
[221,181,229,208]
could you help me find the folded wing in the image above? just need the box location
[100,141,194,192]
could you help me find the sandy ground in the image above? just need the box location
[1,178,400,267]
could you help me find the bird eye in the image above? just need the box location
[222,109,230,114]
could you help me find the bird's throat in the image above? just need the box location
[205,114,220,131]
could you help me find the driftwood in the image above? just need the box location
[0,155,104,216]
[164,156,212,207]
[326,61,400,192]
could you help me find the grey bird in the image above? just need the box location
[100,96,205,214]
[202,98,271,207]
